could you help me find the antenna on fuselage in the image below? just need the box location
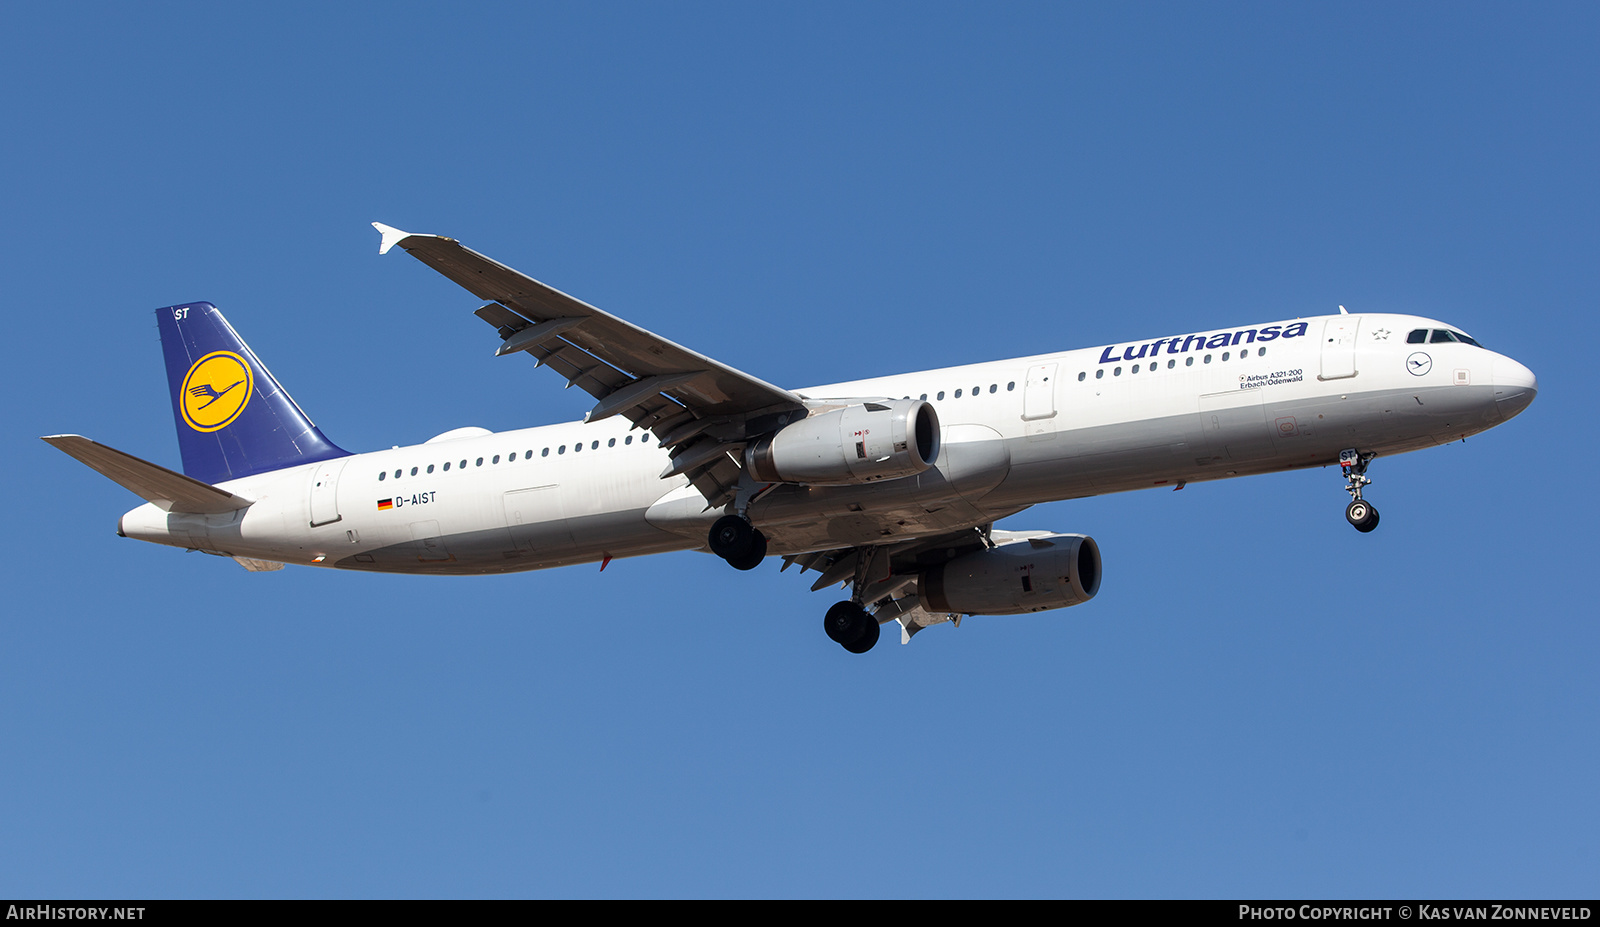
[1339,305,1349,315]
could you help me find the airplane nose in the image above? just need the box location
[1491,355,1538,421]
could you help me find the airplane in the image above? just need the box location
[44,223,1539,652]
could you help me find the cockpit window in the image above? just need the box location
[1415,328,1484,347]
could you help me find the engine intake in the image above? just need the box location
[921,534,1101,615]
[744,399,940,485]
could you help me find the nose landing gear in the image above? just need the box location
[1340,448,1380,533]
[1345,498,1379,532]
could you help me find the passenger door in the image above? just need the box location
[307,458,349,527]
[1319,317,1360,381]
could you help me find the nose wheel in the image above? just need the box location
[1345,498,1379,533]
[1339,448,1380,533]
[708,514,767,570]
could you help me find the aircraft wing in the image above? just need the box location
[374,223,807,507]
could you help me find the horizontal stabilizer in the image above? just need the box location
[41,435,253,514]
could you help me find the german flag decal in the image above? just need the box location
[377,499,393,511]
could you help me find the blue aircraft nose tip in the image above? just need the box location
[1492,355,1537,421]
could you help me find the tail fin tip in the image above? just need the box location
[156,302,347,484]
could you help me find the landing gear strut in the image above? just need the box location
[821,547,885,654]
[708,514,767,570]
[1340,448,1380,533]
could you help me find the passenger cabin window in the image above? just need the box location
[1078,372,1086,381]
[427,464,435,473]
[443,462,451,471]
[410,467,418,476]
[1007,381,1015,391]
[1095,369,1104,379]
[378,472,386,481]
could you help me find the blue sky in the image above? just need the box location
[2,2,1596,898]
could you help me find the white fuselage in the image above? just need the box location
[117,313,1537,573]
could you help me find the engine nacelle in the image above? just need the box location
[744,399,940,485]
[920,534,1101,616]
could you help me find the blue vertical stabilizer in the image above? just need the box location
[156,302,348,484]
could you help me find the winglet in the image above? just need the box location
[372,222,412,255]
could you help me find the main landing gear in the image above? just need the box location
[822,547,886,654]
[824,601,880,653]
[707,512,883,653]
[1340,448,1380,533]
[708,514,767,571]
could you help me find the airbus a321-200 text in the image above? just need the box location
[46,223,1539,653]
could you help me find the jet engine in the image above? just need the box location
[744,399,940,485]
[919,533,1101,615]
